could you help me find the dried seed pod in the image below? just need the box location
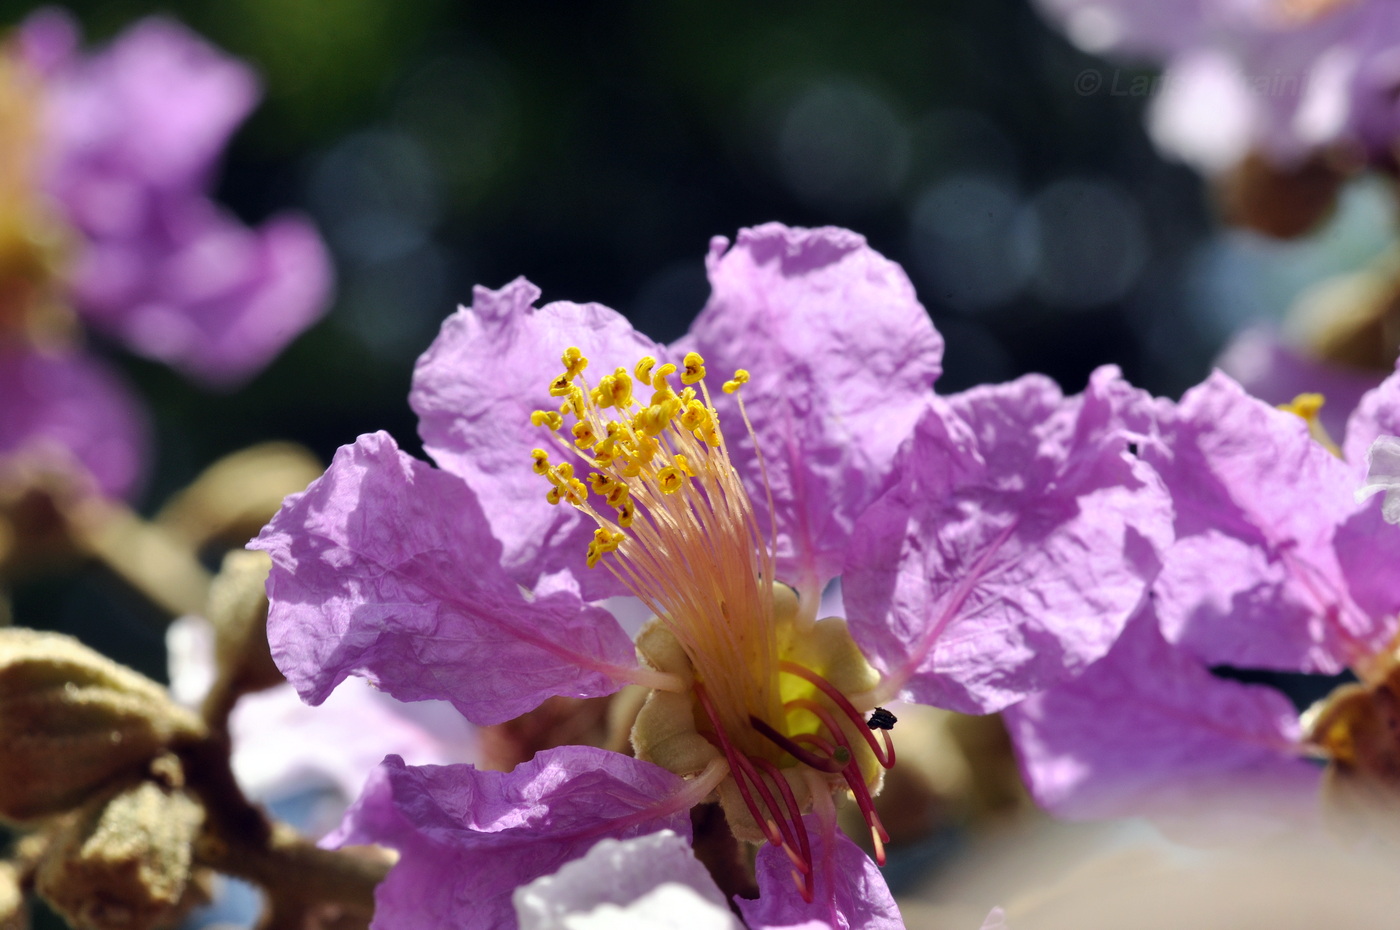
[36,775,206,930]
[0,629,204,822]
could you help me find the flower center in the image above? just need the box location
[530,347,895,898]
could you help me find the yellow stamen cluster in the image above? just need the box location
[530,346,749,559]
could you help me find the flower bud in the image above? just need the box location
[0,629,204,822]
[36,776,206,930]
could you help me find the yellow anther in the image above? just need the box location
[699,424,721,447]
[651,363,678,390]
[681,351,706,385]
[722,369,750,394]
[605,483,630,508]
[1280,392,1341,457]
[564,478,588,505]
[562,346,588,378]
[531,448,551,475]
[559,386,585,419]
[549,373,575,397]
[635,403,673,437]
[548,462,575,486]
[586,528,625,568]
[1280,393,1325,419]
[611,368,635,407]
[625,434,659,466]
[616,498,636,527]
[531,410,564,430]
[679,387,696,404]
[656,466,686,495]
[635,356,657,384]
[546,486,564,506]
[572,421,598,449]
[679,400,709,432]
[674,454,694,477]
[588,472,615,495]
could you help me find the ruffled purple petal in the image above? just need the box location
[1146,371,1370,672]
[844,366,1171,714]
[411,279,662,596]
[1004,605,1320,833]
[0,343,148,498]
[681,224,942,593]
[735,816,902,930]
[512,830,740,930]
[327,749,692,930]
[252,431,639,725]
[1217,326,1381,448]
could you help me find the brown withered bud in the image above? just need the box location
[0,859,26,930]
[197,550,282,727]
[35,772,206,930]
[1217,150,1351,239]
[1305,673,1400,841]
[154,442,323,553]
[0,629,205,822]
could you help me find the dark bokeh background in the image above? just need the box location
[5,2,1223,680]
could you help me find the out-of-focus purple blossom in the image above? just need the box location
[13,9,332,387]
[1007,367,1400,829]
[1035,0,1400,174]
[167,614,478,834]
[0,342,146,497]
[256,224,1172,928]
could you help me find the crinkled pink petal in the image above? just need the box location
[1218,326,1381,448]
[251,431,640,726]
[327,749,692,930]
[411,279,663,596]
[680,224,943,593]
[844,367,1171,714]
[1147,371,1370,671]
[735,815,903,930]
[0,343,148,498]
[71,203,333,386]
[1004,605,1320,834]
[512,831,741,930]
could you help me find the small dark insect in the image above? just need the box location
[866,707,897,731]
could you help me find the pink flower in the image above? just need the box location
[255,224,1169,928]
